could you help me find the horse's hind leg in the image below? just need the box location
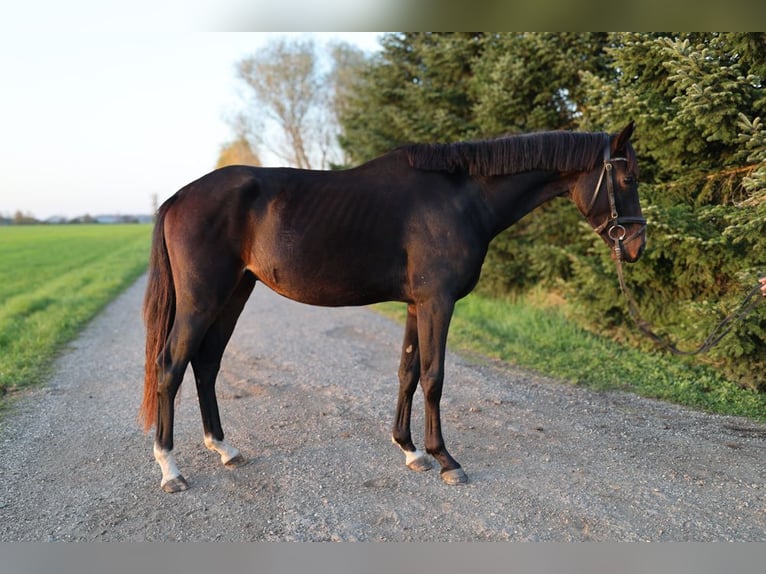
[391,304,432,472]
[154,309,216,493]
[191,271,256,469]
[154,262,246,493]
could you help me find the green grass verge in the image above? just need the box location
[0,224,152,406]
[375,293,766,423]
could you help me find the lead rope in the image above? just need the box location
[613,252,763,356]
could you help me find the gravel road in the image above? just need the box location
[1,275,765,541]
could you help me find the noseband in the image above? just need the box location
[585,147,647,261]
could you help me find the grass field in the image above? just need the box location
[0,224,152,404]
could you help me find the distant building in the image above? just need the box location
[94,215,120,224]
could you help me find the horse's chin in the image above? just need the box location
[610,241,645,263]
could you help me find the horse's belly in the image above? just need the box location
[250,255,404,307]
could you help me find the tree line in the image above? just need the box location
[228,33,766,391]
[1,212,149,225]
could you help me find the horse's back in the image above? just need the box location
[247,164,415,305]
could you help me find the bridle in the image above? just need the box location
[585,147,647,262]
[586,147,762,356]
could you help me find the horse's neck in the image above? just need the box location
[483,171,571,237]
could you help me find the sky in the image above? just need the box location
[0,30,383,220]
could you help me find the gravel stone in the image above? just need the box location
[1,275,765,541]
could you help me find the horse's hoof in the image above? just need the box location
[407,456,433,472]
[161,475,189,493]
[441,468,468,485]
[224,454,247,468]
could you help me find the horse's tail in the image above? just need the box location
[138,197,177,432]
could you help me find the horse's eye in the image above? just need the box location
[623,175,635,186]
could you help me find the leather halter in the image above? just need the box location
[585,147,647,260]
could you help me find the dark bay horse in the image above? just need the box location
[140,122,646,492]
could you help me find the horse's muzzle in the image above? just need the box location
[609,221,646,263]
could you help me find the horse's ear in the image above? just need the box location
[611,120,635,155]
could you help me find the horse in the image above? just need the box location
[139,122,646,493]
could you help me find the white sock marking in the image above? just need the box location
[391,437,425,465]
[404,448,426,466]
[204,435,240,465]
[153,443,181,487]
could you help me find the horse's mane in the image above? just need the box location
[403,131,611,177]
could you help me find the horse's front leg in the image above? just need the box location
[416,296,468,485]
[392,304,432,472]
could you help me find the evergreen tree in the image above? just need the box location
[339,32,484,162]
[577,33,766,389]
[337,32,766,390]
[471,33,610,134]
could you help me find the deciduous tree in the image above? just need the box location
[215,136,262,169]
[235,37,369,170]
